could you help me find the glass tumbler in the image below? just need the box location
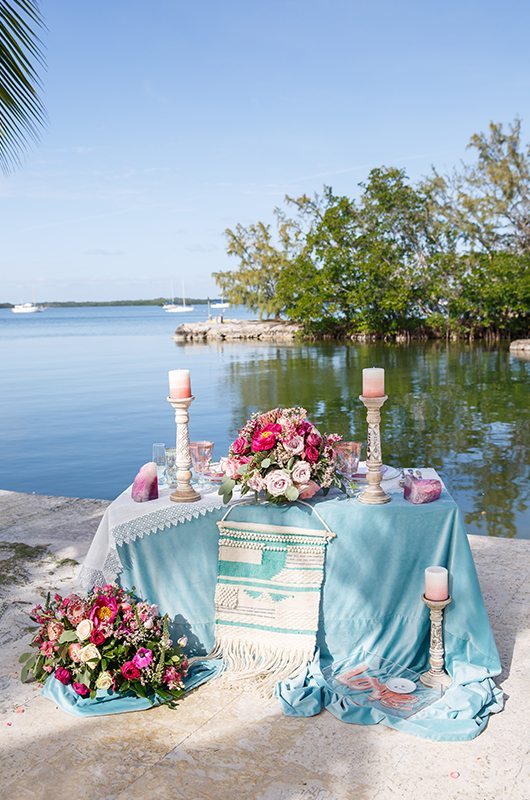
[152,442,166,486]
[189,441,214,488]
[335,441,362,495]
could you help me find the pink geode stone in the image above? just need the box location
[131,462,159,502]
[403,475,442,504]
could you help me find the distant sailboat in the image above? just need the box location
[164,282,194,313]
[11,303,44,314]
[211,294,230,309]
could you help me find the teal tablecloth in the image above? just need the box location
[106,486,502,740]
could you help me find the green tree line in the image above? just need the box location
[214,120,530,339]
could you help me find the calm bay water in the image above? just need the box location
[0,306,528,538]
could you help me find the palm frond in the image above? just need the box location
[0,0,46,172]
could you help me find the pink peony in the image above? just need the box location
[72,682,90,697]
[284,435,305,455]
[265,469,292,497]
[89,595,119,626]
[121,661,141,680]
[39,641,55,657]
[251,423,282,452]
[132,647,153,669]
[232,437,250,455]
[291,460,312,485]
[47,620,64,642]
[304,446,320,464]
[299,480,321,499]
[54,667,72,685]
[68,642,83,662]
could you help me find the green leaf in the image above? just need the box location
[18,652,32,663]
[58,629,78,643]
[285,485,299,502]
[237,463,249,475]
[261,458,271,468]
[287,457,295,469]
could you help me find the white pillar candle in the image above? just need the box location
[168,369,192,399]
[362,367,385,397]
[424,566,449,601]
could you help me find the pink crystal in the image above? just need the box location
[131,462,159,502]
[403,475,442,504]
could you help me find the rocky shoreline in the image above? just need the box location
[173,318,302,342]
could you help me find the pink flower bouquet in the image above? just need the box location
[219,406,342,504]
[20,585,189,706]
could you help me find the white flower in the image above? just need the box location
[265,469,292,497]
[78,644,101,665]
[143,618,154,630]
[95,671,113,689]
[177,636,188,648]
[291,460,311,485]
[76,619,93,641]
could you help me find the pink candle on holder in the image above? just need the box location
[168,369,192,399]
[424,566,449,601]
[362,367,385,397]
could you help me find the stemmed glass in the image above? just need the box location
[335,441,362,497]
[189,441,214,489]
[152,443,166,486]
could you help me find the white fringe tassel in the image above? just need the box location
[209,636,314,697]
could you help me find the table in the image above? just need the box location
[78,471,503,740]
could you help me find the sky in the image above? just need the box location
[1,0,529,302]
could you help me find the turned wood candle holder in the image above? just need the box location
[420,594,452,689]
[357,395,391,505]
[167,395,200,503]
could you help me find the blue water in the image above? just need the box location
[0,305,528,537]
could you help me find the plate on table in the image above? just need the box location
[204,462,225,483]
[352,462,400,482]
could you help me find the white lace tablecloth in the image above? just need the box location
[78,485,225,589]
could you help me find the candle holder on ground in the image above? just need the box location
[166,396,200,503]
[357,395,391,505]
[420,595,452,688]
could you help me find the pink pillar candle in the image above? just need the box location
[424,566,449,601]
[168,369,192,399]
[362,367,385,397]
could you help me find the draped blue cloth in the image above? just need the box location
[66,485,503,737]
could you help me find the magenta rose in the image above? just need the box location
[304,445,320,464]
[232,437,249,455]
[89,595,119,626]
[54,667,72,685]
[306,430,322,447]
[121,661,141,680]
[90,627,107,646]
[72,682,90,697]
[297,421,312,435]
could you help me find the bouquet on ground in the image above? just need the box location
[219,406,342,504]
[20,584,188,706]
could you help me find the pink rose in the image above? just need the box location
[121,661,141,680]
[265,469,292,497]
[72,682,90,697]
[304,446,320,464]
[232,437,249,455]
[299,481,321,499]
[247,472,266,492]
[220,457,241,480]
[47,620,64,642]
[297,421,312,435]
[90,628,107,646]
[132,647,153,669]
[306,429,322,447]
[39,641,55,657]
[68,642,82,662]
[284,435,305,455]
[54,667,72,685]
[291,461,311,485]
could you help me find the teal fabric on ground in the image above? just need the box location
[41,660,222,717]
[106,487,503,739]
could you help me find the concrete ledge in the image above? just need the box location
[0,489,528,799]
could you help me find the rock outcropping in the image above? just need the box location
[509,339,530,351]
[173,319,302,342]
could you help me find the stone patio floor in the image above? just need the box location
[0,489,528,800]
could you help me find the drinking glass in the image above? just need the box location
[335,441,362,496]
[189,441,214,488]
[165,447,177,488]
[152,442,166,486]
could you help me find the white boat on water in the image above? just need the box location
[11,303,44,314]
[163,282,194,313]
[211,295,230,309]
